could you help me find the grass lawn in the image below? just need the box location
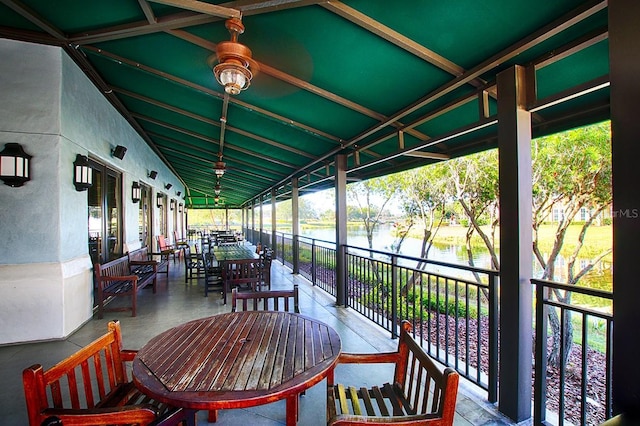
[427,223,612,261]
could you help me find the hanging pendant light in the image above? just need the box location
[212,17,255,95]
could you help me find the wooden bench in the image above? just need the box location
[231,285,299,312]
[128,246,169,275]
[23,320,192,426]
[327,320,459,426]
[94,255,157,319]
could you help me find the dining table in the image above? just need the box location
[132,311,342,425]
[213,244,258,261]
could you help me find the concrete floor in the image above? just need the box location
[0,247,515,425]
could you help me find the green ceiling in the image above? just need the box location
[0,0,610,208]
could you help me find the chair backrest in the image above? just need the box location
[222,258,263,292]
[231,285,299,313]
[395,321,459,423]
[23,321,130,426]
[157,234,169,251]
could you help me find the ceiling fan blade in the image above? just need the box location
[147,0,240,19]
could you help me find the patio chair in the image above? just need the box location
[221,258,263,304]
[183,244,204,283]
[230,284,299,313]
[203,252,223,297]
[327,320,459,426]
[157,234,179,263]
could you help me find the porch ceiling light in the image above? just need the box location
[212,18,255,95]
[214,182,221,196]
[0,143,32,187]
[73,154,93,192]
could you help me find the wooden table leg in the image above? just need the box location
[286,394,299,426]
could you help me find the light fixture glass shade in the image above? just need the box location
[0,143,32,187]
[132,181,141,203]
[73,154,93,191]
[170,199,176,210]
[156,193,163,208]
[214,183,221,196]
[178,203,183,213]
[214,63,252,95]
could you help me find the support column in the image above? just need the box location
[251,200,255,244]
[497,64,533,422]
[271,188,277,258]
[335,154,347,306]
[610,0,640,417]
[292,177,300,274]
[259,195,264,246]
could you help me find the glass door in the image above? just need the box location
[139,183,152,249]
[87,159,122,265]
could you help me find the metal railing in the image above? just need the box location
[344,245,499,401]
[243,229,614,425]
[532,278,613,426]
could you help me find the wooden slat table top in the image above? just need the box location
[132,311,342,411]
[213,245,258,261]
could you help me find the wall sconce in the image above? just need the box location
[156,193,163,208]
[165,183,172,190]
[170,199,176,210]
[176,191,181,196]
[73,154,93,191]
[0,143,32,187]
[148,170,157,179]
[112,145,127,160]
[178,203,183,213]
[132,181,141,203]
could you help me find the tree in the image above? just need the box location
[347,176,400,250]
[532,122,612,367]
[396,166,448,259]
[446,151,500,274]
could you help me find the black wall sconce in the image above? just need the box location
[73,154,93,191]
[148,170,157,179]
[112,145,127,160]
[0,143,32,187]
[132,181,141,203]
[156,193,163,208]
[178,203,183,213]
[170,199,176,210]
[165,183,172,190]
[176,191,181,196]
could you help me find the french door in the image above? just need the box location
[87,159,122,265]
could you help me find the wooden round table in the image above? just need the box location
[133,311,342,425]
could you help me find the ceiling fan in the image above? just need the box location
[149,0,258,95]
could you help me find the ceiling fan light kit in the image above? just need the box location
[213,17,254,95]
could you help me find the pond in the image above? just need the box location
[295,224,613,309]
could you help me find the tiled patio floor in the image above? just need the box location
[0,246,516,425]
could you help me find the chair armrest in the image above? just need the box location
[41,405,157,426]
[337,351,401,364]
[329,413,440,425]
[121,349,138,362]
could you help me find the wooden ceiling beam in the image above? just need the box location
[147,0,241,19]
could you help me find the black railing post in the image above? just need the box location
[311,239,317,286]
[533,279,548,425]
[391,254,399,338]
[488,272,499,403]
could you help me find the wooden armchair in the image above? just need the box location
[231,284,299,313]
[157,234,179,263]
[327,321,459,426]
[23,320,192,426]
[221,258,263,304]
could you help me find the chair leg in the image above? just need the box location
[207,409,218,423]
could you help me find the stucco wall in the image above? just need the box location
[0,38,184,344]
